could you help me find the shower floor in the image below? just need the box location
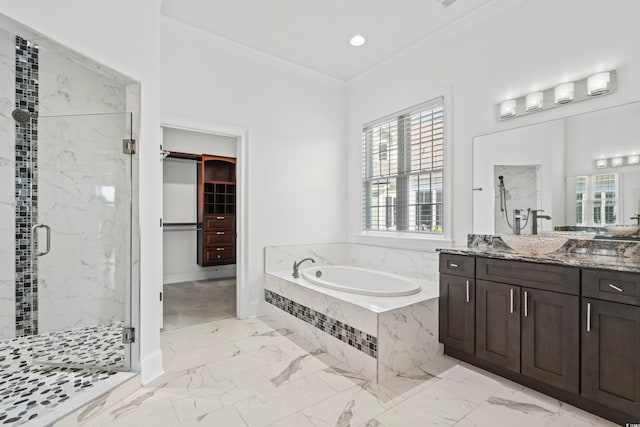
[0,322,129,426]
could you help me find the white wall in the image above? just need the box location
[347,0,640,246]
[161,17,348,316]
[0,0,164,383]
[162,128,237,284]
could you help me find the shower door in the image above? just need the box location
[30,112,133,371]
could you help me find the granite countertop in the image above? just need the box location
[438,235,640,274]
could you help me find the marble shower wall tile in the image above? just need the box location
[39,45,126,115]
[377,298,442,382]
[0,31,15,340]
[264,243,348,273]
[347,243,439,284]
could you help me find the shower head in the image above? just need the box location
[11,108,32,123]
[498,175,505,187]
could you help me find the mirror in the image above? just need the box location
[472,101,640,236]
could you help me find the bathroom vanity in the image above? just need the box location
[439,240,640,424]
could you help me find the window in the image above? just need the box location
[575,173,618,226]
[362,98,444,234]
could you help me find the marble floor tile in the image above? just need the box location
[233,373,336,427]
[301,385,388,427]
[54,316,619,427]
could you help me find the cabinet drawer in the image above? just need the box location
[204,214,234,230]
[476,257,579,295]
[203,246,235,265]
[582,269,640,306]
[204,231,234,246]
[439,254,475,278]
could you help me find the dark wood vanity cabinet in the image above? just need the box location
[439,253,637,424]
[475,280,521,373]
[197,155,236,267]
[581,269,640,417]
[474,257,580,390]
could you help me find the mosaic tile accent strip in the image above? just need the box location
[0,323,124,426]
[14,36,39,337]
[264,289,377,358]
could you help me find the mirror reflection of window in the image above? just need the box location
[575,173,618,226]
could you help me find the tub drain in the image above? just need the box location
[315,270,322,278]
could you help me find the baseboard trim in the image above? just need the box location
[140,349,164,385]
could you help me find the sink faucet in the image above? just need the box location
[531,209,552,235]
[513,209,523,235]
[632,214,640,226]
[292,257,315,278]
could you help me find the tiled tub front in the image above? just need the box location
[263,271,441,382]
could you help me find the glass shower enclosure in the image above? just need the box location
[29,112,134,371]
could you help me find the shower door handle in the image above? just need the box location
[31,224,51,256]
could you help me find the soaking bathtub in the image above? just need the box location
[263,264,442,382]
[300,265,421,297]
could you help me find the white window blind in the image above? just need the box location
[362,97,445,233]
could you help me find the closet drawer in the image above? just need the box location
[204,214,234,230]
[476,257,579,295]
[204,231,234,246]
[582,269,640,306]
[204,246,235,265]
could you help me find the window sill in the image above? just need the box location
[354,231,454,252]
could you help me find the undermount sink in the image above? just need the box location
[500,232,595,256]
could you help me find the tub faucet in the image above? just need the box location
[531,209,552,235]
[292,257,315,278]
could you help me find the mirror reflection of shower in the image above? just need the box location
[494,165,540,234]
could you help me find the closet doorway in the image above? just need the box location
[161,127,239,330]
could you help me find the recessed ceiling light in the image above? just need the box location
[350,34,366,47]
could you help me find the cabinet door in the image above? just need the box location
[521,288,579,393]
[582,298,640,417]
[439,274,475,354]
[476,280,520,372]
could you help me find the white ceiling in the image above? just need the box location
[162,0,493,81]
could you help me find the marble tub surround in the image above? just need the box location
[265,242,439,283]
[264,271,441,382]
[454,234,640,273]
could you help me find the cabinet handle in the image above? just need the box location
[524,291,528,317]
[216,216,225,220]
[216,232,225,235]
[216,248,225,251]
[466,280,470,303]
[608,283,623,292]
[510,289,514,314]
[586,302,591,332]
[450,263,459,268]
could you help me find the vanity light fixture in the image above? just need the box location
[498,70,617,120]
[595,159,608,169]
[595,154,640,169]
[350,34,366,47]
[587,72,611,96]
[554,82,575,104]
[611,157,624,167]
[525,92,544,112]
[500,99,517,119]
